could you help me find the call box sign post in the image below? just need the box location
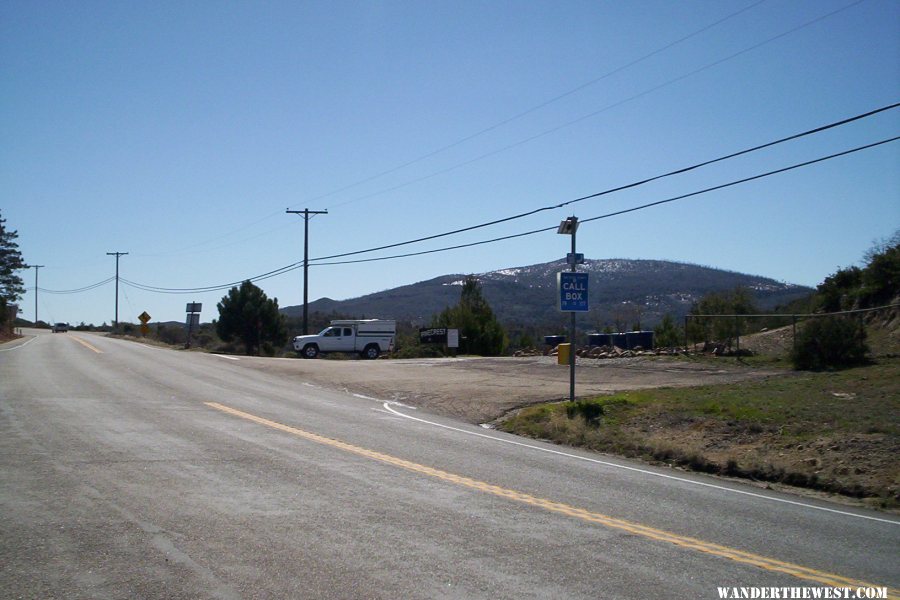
[557,272,589,312]
[556,215,584,404]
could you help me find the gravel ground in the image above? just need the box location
[245,354,781,424]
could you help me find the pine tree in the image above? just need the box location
[216,281,288,355]
[0,210,26,304]
[433,276,507,356]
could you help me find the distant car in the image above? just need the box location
[52,323,69,333]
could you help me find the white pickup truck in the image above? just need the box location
[292,319,396,360]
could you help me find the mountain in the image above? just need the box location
[281,258,813,329]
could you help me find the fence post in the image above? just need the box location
[792,315,797,352]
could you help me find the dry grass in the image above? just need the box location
[498,357,900,508]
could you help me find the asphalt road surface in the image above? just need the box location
[2,330,897,599]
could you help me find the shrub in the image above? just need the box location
[791,316,869,370]
[565,399,604,424]
[654,313,682,348]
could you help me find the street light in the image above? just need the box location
[557,216,579,235]
[557,216,578,402]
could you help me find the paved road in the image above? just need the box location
[2,330,897,599]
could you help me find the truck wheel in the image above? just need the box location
[362,345,380,360]
[302,344,319,359]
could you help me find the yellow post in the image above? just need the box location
[557,343,570,366]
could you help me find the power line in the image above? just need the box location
[39,277,116,294]
[120,263,301,294]
[309,136,900,267]
[322,0,866,211]
[578,136,900,225]
[309,102,899,263]
[299,0,768,208]
[112,107,898,294]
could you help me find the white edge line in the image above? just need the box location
[213,354,240,361]
[0,336,37,352]
[382,402,899,525]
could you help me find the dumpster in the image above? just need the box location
[588,333,612,347]
[626,331,654,350]
[544,335,566,347]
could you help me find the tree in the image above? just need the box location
[688,287,758,348]
[654,313,682,348]
[859,230,900,307]
[816,266,862,313]
[791,315,868,371]
[813,230,899,312]
[216,281,288,355]
[0,210,26,304]
[432,276,507,356]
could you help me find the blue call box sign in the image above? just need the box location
[558,271,589,312]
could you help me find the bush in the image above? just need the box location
[654,313,682,348]
[791,316,869,370]
[565,399,604,424]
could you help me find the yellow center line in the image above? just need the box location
[71,336,103,354]
[205,401,895,597]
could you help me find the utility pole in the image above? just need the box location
[106,252,128,332]
[568,224,577,403]
[27,264,45,326]
[557,216,581,403]
[286,209,327,335]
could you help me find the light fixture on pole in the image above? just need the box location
[557,216,579,236]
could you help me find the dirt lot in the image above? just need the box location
[251,354,781,424]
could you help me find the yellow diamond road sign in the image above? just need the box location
[138,311,152,324]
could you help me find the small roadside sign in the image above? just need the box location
[558,272,589,312]
[419,327,448,344]
[186,303,202,313]
[566,253,585,266]
[138,311,152,324]
[140,323,150,336]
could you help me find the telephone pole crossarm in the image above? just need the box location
[286,209,327,335]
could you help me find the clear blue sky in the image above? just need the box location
[3,0,898,326]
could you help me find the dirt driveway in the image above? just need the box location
[247,355,781,424]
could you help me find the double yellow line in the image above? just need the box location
[205,401,894,596]
[71,335,103,354]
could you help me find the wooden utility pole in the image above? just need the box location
[286,209,327,334]
[27,264,45,325]
[106,252,128,331]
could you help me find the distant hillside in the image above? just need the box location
[282,258,813,329]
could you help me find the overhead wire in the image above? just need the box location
[309,102,899,263]
[39,277,116,294]
[120,260,303,294]
[299,0,768,208]
[321,0,865,211]
[112,103,898,293]
[309,136,900,267]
